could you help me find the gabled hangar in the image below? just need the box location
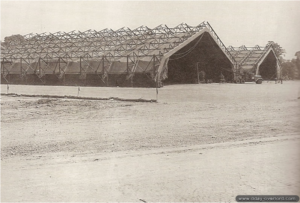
[228,44,281,82]
[1,22,279,87]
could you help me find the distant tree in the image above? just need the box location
[1,41,6,48]
[291,59,299,79]
[292,51,300,79]
[4,34,25,43]
[295,51,300,66]
[281,61,297,79]
[1,34,25,47]
[266,41,286,63]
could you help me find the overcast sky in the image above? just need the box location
[1,1,300,59]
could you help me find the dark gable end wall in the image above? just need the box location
[258,51,278,80]
[164,32,234,84]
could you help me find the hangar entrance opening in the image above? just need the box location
[258,51,277,80]
[164,32,234,85]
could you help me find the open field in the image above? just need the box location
[1,81,300,201]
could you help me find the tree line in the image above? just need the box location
[266,41,299,80]
[281,55,300,80]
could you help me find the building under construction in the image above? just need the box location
[228,44,281,83]
[0,22,281,87]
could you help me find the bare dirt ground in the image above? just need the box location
[1,81,300,202]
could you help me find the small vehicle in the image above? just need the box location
[254,75,263,84]
[234,74,262,84]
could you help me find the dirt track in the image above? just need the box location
[1,81,300,201]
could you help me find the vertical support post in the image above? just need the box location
[102,56,104,74]
[80,56,82,75]
[127,55,129,74]
[58,57,61,74]
[236,63,238,82]
[276,61,278,81]
[153,55,156,77]
[196,62,200,84]
[256,64,259,76]
[156,66,158,102]
[38,57,41,77]
[107,74,109,87]
[280,63,281,81]
[21,58,26,84]
[1,58,8,84]
[19,58,22,83]
[20,58,22,76]
[280,61,283,84]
